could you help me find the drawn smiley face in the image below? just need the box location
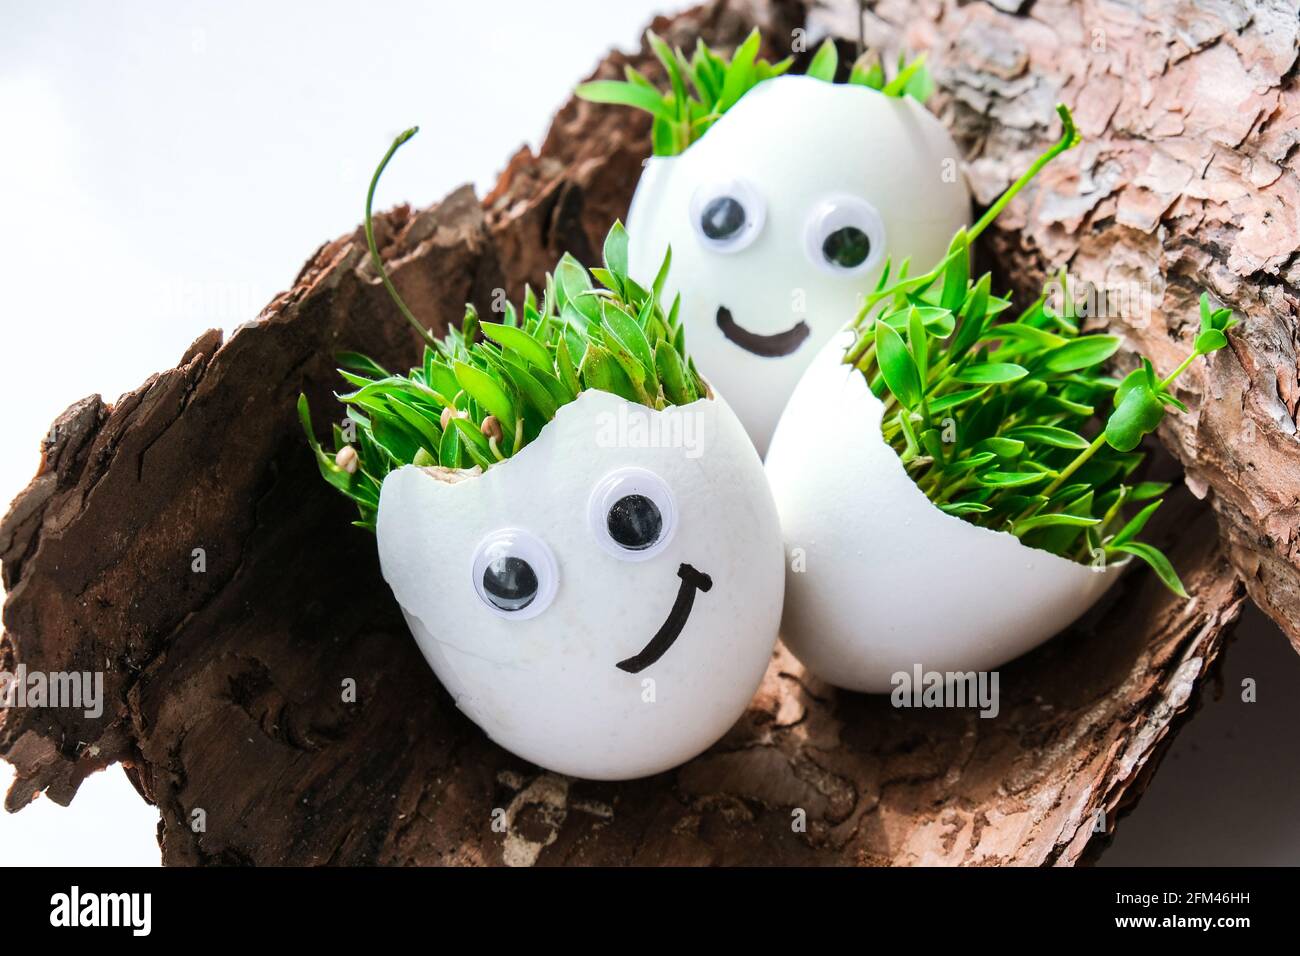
[627,75,971,456]
[376,389,784,780]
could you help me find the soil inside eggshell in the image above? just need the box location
[417,464,483,485]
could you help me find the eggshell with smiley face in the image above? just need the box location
[376,388,784,780]
[627,75,971,456]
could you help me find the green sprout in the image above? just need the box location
[577,29,931,156]
[299,129,705,531]
[847,104,1238,596]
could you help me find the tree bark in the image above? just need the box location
[0,0,1264,865]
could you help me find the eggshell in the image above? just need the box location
[628,75,971,456]
[376,389,784,780]
[765,333,1125,693]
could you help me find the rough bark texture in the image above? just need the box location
[0,0,1267,865]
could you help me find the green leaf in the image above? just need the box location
[1104,383,1165,452]
[655,340,694,404]
[555,335,581,398]
[1042,335,1122,372]
[1194,328,1227,354]
[907,307,929,383]
[438,420,462,468]
[1028,394,1094,417]
[1130,480,1171,502]
[1004,425,1091,450]
[1111,500,1161,546]
[371,413,421,465]
[556,254,598,321]
[498,359,558,422]
[386,399,443,452]
[603,220,629,277]
[849,54,884,89]
[479,322,551,371]
[953,363,1028,385]
[451,417,494,470]
[575,80,665,115]
[806,39,838,81]
[652,245,672,300]
[940,501,991,516]
[1113,362,1155,409]
[647,31,688,108]
[875,320,923,410]
[298,395,372,505]
[950,274,992,356]
[921,428,945,461]
[603,303,656,376]
[719,28,761,111]
[895,409,920,458]
[946,451,996,473]
[939,229,969,313]
[580,343,638,403]
[978,470,1051,488]
[928,387,987,414]
[902,57,934,103]
[1110,541,1187,598]
[979,322,1067,351]
[1012,512,1101,534]
[977,437,1025,458]
[335,351,389,378]
[1048,483,1093,504]
[881,52,928,98]
[453,361,514,430]
[1159,389,1188,413]
[651,116,677,156]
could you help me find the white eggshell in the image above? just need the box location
[766,333,1125,693]
[376,389,784,780]
[628,75,971,456]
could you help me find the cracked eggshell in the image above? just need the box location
[765,333,1125,693]
[376,388,784,780]
[627,75,970,456]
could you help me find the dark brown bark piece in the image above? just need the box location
[0,0,1256,865]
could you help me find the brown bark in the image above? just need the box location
[0,0,1261,865]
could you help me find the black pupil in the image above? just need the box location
[607,494,663,551]
[822,226,871,268]
[482,555,538,612]
[701,196,746,240]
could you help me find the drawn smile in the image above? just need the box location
[716,305,811,358]
[615,563,713,674]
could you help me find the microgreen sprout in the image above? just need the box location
[847,104,1238,596]
[300,130,705,530]
[576,29,931,156]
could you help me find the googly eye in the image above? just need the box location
[470,529,558,620]
[804,195,886,276]
[588,467,678,562]
[690,179,766,253]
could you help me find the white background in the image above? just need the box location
[2,1,1297,866]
